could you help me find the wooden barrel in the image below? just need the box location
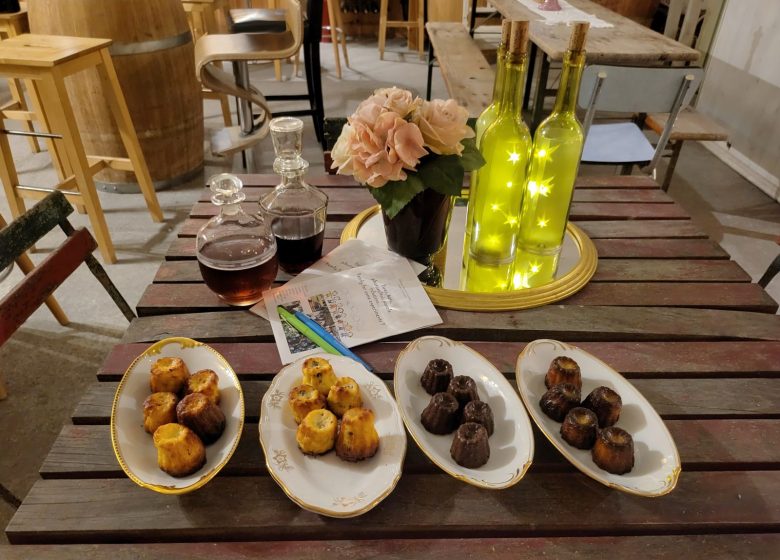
[28,0,203,190]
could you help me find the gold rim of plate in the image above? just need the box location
[515,340,682,498]
[110,337,246,495]
[394,336,534,489]
[339,205,598,311]
[258,355,407,518]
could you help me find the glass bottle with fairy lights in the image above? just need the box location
[260,117,329,275]
[196,173,279,306]
[463,20,532,292]
[513,22,589,289]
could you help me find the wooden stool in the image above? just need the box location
[325,0,349,78]
[378,0,425,61]
[182,0,234,127]
[0,6,40,154]
[0,34,164,264]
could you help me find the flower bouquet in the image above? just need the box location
[330,87,485,266]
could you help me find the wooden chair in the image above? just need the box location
[378,0,425,60]
[0,190,135,400]
[644,0,728,191]
[0,34,165,264]
[324,0,350,78]
[181,0,235,127]
[579,65,704,183]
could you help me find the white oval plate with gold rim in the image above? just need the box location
[394,336,534,489]
[259,353,406,518]
[515,339,681,497]
[110,337,244,494]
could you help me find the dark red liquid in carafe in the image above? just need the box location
[272,219,325,274]
[197,237,278,305]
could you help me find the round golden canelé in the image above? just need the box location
[152,423,206,477]
[296,409,338,455]
[545,356,582,392]
[176,392,226,445]
[336,408,379,462]
[143,392,179,434]
[327,376,363,417]
[186,369,220,404]
[288,383,326,424]
[150,357,190,394]
[302,357,338,396]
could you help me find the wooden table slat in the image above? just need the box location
[39,418,780,479]
[136,282,776,316]
[8,471,779,544]
[2,535,778,560]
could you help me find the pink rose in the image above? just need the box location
[374,87,420,117]
[351,94,385,126]
[413,98,474,155]
[349,120,406,188]
[387,118,427,169]
[330,123,355,175]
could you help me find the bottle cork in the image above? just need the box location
[508,20,530,56]
[568,22,590,53]
[500,19,511,48]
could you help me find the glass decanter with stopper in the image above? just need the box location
[196,173,278,305]
[513,22,589,289]
[260,117,328,274]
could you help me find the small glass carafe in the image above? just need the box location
[259,117,328,274]
[196,173,278,306]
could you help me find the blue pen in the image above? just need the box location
[292,310,375,372]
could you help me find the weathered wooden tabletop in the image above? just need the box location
[490,0,701,64]
[5,175,780,558]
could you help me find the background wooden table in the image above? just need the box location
[4,175,780,557]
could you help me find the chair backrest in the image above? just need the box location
[578,65,704,172]
[0,191,134,347]
[664,0,721,55]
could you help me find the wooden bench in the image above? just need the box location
[425,22,494,117]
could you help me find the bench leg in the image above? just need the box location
[759,253,780,288]
[662,140,683,192]
[378,0,388,60]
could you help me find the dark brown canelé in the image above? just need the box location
[539,383,580,422]
[560,407,598,449]
[545,356,582,392]
[582,386,622,428]
[447,375,480,409]
[421,359,454,395]
[592,426,634,475]
[421,392,460,435]
[462,400,494,436]
[176,392,226,445]
[450,422,490,468]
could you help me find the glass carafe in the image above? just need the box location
[259,117,328,274]
[196,173,278,306]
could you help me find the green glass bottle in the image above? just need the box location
[514,22,589,289]
[464,20,512,261]
[466,20,532,273]
[475,20,512,145]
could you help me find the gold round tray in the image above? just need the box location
[340,204,598,312]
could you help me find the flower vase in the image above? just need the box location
[382,188,453,283]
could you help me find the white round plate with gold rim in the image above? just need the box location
[259,353,406,517]
[394,336,534,489]
[110,337,244,494]
[515,339,681,497]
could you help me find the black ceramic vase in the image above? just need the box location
[382,188,453,283]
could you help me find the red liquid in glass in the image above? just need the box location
[197,236,278,306]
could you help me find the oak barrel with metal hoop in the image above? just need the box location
[29,0,204,191]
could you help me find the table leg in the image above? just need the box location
[426,39,434,100]
[662,140,683,192]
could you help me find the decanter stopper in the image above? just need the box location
[271,117,307,173]
[210,173,246,207]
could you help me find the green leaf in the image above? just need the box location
[368,174,425,219]
[417,155,464,197]
[459,137,486,172]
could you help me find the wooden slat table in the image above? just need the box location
[488,0,702,127]
[5,175,780,557]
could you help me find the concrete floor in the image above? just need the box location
[1,37,779,544]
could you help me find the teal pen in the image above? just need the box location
[292,310,375,373]
[277,306,341,356]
